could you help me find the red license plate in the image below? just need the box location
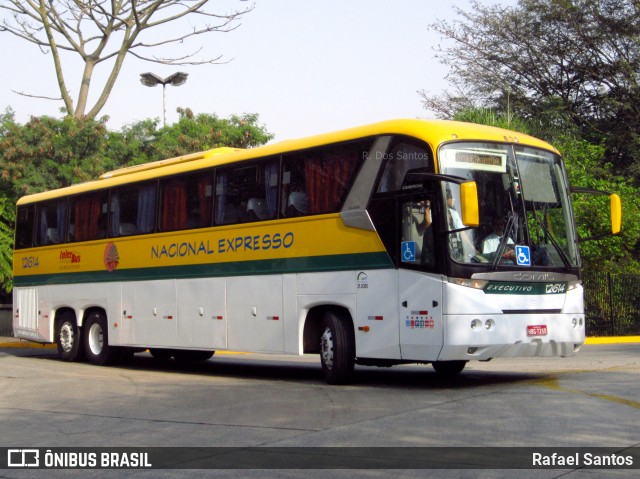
[527,325,548,336]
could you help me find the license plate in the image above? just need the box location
[527,325,548,336]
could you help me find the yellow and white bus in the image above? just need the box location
[12,119,621,383]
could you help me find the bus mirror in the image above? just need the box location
[610,194,621,235]
[460,181,480,228]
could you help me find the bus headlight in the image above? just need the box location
[450,278,489,290]
[568,280,582,291]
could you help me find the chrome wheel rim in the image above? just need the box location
[59,322,74,353]
[320,327,334,370]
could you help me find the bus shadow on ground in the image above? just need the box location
[10,348,546,390]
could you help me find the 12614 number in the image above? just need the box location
[21,256,39,269]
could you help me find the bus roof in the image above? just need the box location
[17,119,558,205]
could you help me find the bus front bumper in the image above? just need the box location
[437,313,585,361]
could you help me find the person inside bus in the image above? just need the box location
[411,199,435,267]
[482,216,516,261]
[419,200,435,266]
[446,189,476,260]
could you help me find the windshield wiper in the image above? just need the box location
[531,213,572,270]
[491,213,517,270]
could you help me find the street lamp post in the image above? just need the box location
[140,72,189,127]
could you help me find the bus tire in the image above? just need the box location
[432,360,467,377]
[55,312,84,362]
[320,310,355,385]
[173,350,215,362]
[83,311,119,366]
[149,348,174,360]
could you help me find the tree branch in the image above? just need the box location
[0,0,255,118]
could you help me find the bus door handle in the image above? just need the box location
[402,300,438,308]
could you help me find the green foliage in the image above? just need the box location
[453,107,531,135]
[0,112,115,197]
[0,196,15,290]
[123,109,274,163]
[425,0,640,183]
[0,109,273,291]
[557,135,640,274]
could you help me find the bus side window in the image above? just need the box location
[69,191,108,242]
[15,205,36,249]
[159,173,213,231]
[281,168,309,217]
[110,182,157,237]
[215,160,278,225]
[377,141,432,193]
[282,140,369,216]
[36,200,68,245]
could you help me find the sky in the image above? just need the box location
[0,0,514,143]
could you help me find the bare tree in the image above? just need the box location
[0,0,253,119]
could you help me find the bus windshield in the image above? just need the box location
[438,142,579,269]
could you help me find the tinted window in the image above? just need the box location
[110,182,157,237]
[215,159,279,225]
[159,172,214,231]
[377,141,432,193]
[282,139,370,216]
[15,205,35,249]
[69,191,109,242]
[35,199,68,245]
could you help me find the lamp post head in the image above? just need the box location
[140,72,189,128]
[139,72,189,87]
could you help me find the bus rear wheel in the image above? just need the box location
[55,312,84,362]
[320,310,355,385]
[432,360,467,377]
[83,311,119,366]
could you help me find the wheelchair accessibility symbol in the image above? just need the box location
[516,245,531,266]
[401,241,416,263]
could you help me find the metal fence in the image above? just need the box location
[583,271,640,336]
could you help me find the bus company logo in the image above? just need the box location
[8,449,39,467]
[356,272,368,289]
[59,250,81,264]
[104,243,119,272]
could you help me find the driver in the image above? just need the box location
[482,216,515,260]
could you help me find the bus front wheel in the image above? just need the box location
[55,312,84,362]
[83,312,119,366]
[320,310,355,385]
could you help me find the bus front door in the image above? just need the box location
[398,270,444,361]
[397,196,444,361]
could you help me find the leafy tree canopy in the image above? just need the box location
[422,0,640,182]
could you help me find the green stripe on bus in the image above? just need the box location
[13,252,393,287]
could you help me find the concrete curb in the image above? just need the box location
[584,336,640,344]
[0,337,638,350]
[0,340,56,349]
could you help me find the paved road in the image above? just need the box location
[0,342,638,478]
